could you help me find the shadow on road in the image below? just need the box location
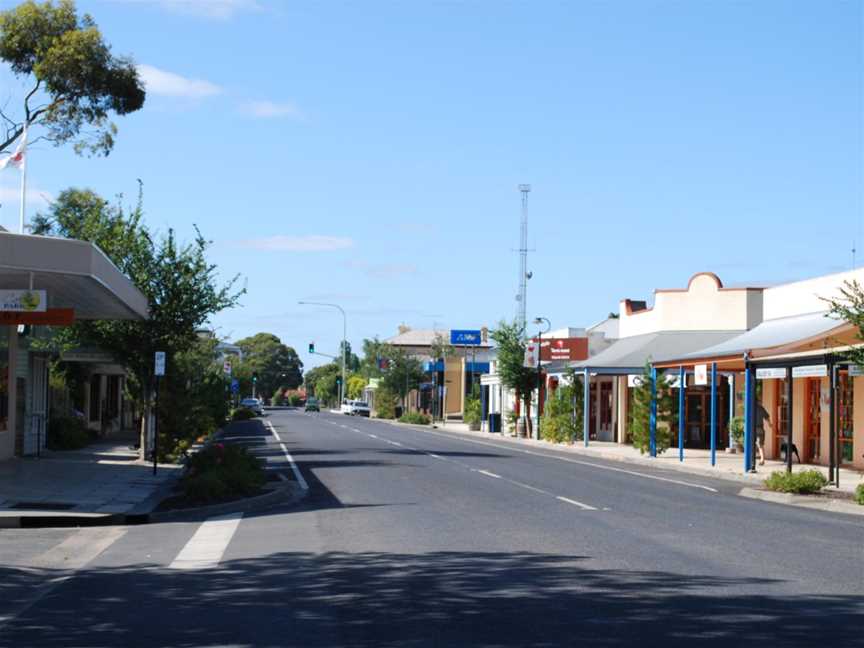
[0,549,859,647]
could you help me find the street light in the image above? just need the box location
[299,301,347,407]
[533,317,551,440]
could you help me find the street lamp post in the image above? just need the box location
[533,317,551,441]
[299,301,347,407]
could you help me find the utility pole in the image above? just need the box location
[516,184,531,335]
[298,301,347,406]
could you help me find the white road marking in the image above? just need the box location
[368,434,378,439]
[505,479,551,496]
[265,421,282,441]
[277,473,288,482]
[556,496,597,511]
[427,453,443,459]
[0,527,127,630]
[279,442,309,490]
[394,425,718,493]
[474,469,502,479]
[169,513,244,570]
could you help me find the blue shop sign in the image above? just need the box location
[450,329,482,346]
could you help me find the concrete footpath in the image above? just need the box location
[0,433,181,527]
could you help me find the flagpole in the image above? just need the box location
[18,123,26,234]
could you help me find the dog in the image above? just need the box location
[780,441,801,463]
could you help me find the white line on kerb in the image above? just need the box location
[556,496,597,511]
[169,513,243,570]
[280,442,309,490]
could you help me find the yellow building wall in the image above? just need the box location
[444,357,464,416]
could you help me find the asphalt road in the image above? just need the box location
[1,409,861,647]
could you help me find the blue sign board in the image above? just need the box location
[230,378,240,394]
[450,329,482,346]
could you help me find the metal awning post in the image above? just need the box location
[583,368,590,447]
[786,366,794,474]
[710,362,717,466]
[678,366,685,462]
[828,361,836,486]
[728,373,735,451]
[650,366,657,457]
[744,361,753,472]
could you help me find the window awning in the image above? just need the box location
[571,330,743,375]
[0,232,148,320]
[653,312,849,367]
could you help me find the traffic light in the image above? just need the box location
[309,342,315,354]
[252,372,258,384]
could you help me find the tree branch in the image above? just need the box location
[23,80,41,122]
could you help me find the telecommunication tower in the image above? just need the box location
[516,184,531,334]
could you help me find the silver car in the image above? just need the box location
[239,397,264,416]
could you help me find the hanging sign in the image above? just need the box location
[756,368,786,380]
[154,351,166,377]
[792,364,827,378]
[523,342,539,368]
[849,364,864,377]
[536,337,589,362]
[223,360,232,375]
[694,364,708,386]
[664,373,682,389]
[0,289,47,312]
[627,374,644,388]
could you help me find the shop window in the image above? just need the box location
[838,372,854,464]
[89,377,101,423]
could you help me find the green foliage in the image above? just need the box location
[0,0,145,157]
[183,442,265,503]
[729,416,744,445]
[231,407,256,421]
[46,415,91,450]
[399,411,431,425]
[32,187,243,460]
[541,373,584,444]
[287,393,302,407]
[764,470,829,494]
[303,362,341,405]
[374,388,398,419]
[628,361,677,455]
[234,332,303,398]
[347,374,366,400]
[464,397,482,426]
[826,280,864,369]
[429,332,457,360]
[854,484,864,505]
[490,320,537,431]
[380,347,425,402]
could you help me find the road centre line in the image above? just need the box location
[474,469,502,479]
[389,423,718,493]
[169,513,243,570]
[556,496,598,510]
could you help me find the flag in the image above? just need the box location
[0,129,26,171]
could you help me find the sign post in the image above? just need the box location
[153,351,166,475]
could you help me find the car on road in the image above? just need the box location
[239,397,264,416]
[350,400,371,417]
[305,397,320,412]
[341,399,355,415]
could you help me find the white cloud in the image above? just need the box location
[238,235,354,252]
[242,100,303,119]
[137,64,223,98]
[345,260,418,279]
[0,186,51,207]
[123,0,262,20]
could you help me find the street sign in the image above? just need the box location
[231,378,240,394]
[154,351,166,376]
[792,364,827,378]
[756,368,786,380]
[450,329,482,346]
[534,337,589,362]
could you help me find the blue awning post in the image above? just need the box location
[649,366,657,457]
[583,368,590,447]
[728,373,735,451]
[678,366,685,462]
[480,384,487,432]
[710,362,718,466]
[744,363,753,472]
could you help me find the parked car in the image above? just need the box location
[340,399,354,415]
[239,397,264,416]
[350,400,371,417]
[305,397,320,412]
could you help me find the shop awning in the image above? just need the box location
[653,311,849,367]
[571,330,743,375]
[0,232,148,320]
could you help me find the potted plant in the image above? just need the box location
[464,397,482,431]
[728,416,744,453]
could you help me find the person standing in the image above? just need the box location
[753,401,772,466]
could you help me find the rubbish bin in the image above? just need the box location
[488,413,501,433]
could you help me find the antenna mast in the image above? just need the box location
[516,184,531,334]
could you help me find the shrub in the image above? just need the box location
[399,412,431,425]
[287,394,302,407]
[47,416,92,450]
[541,386,583,444]
[231,407,256,421]
[764,470,829,494]
[375,388,398,419]
[464,397,482,426]
[729,416,744,445]
[854,483,864,506]
[183,443,265,503]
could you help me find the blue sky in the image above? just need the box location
[0,0,861,369]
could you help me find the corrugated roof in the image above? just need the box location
[572,330,742,371]
[662,311,845,361]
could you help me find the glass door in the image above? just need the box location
[805,378,821,463]
[838,372,854,464]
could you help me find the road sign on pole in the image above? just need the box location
[153,351,165,476]
[231,378,240,394]
[223,360,232,375]
[154,351,166,376]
